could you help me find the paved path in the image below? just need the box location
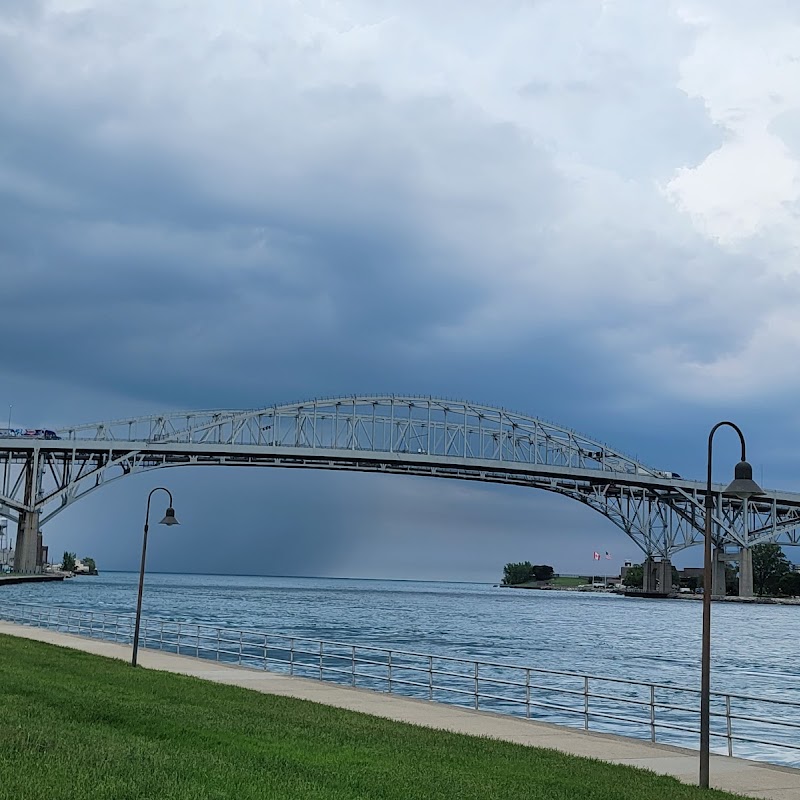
[2,621,799,799]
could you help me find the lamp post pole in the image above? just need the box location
[700,422,761,788]
[132,487,179,667]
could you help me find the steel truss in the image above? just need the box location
[1,395,799,557]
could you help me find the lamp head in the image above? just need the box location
[724,460,763,500]
[159,507,180,526]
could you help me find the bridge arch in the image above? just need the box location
[2,396,799,574]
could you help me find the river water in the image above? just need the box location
[3,572,799,766]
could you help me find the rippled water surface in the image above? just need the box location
[4,572,799,765]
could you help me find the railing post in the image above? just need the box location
[726,695,733,757]
[319,641,323,680]
[196,625,200,658]
[474,662,479,710]
[290,638,295,676]
[238,630,243,665]
[584,676,590,730]
[388,651,393,693]
[429,656,433,700]
[650,685,656,742]
[526,669,531,719]
[264,635,269,670]
[351,646,356,686]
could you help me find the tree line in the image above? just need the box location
[502,562,554,586]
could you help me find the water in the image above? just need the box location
[3,572,799,765]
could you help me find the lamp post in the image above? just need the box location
[700,422,762,788]
[131,487,179,667]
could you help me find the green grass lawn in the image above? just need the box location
[549,576,590,587]
[0,634,747,800]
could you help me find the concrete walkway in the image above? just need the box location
[2,622,799,800]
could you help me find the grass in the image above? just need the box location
[0,635,748,800]
[549,576,590,587]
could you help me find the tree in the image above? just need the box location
[501,562,554,585]
[61,552,76,572]
[83,556,97,573]
[778,571,800,597]
[752,543,791,596]
[502,561,534,585]
[682,575,699,592]
[622,564,643,588]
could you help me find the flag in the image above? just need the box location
[593,551,600,561]
[605,551,612,560]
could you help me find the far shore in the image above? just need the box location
[501,582,800,605]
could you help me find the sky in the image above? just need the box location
[2,0,800,581]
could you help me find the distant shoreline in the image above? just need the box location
[501,583,800,605]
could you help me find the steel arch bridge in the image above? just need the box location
[2,395,800,575]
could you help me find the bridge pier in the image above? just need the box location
[712,547,727,597]
[655,559,673,594]
[642,557,656,592]
[13,510,41,574]
[12,455,43,574]
[738,547,754,598]
[642,557,671,594]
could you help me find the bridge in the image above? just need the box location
[2,395,799,594]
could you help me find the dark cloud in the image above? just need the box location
[2,1,800,577]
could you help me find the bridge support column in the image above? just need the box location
[655,559,673,594]
[738,547,753,598]
[642,557,656,592]
[14,510,41,574]
[712,547,727,597]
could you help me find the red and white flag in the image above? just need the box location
[593,551,601,561]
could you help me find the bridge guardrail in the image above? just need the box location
[1,600,798,768]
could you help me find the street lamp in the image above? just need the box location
[131,487,179,667]
[700,423,762,788]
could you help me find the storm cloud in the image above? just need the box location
[2,1,800,579]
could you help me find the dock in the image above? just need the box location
[0,574,66,587]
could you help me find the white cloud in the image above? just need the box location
[667,1,800,253]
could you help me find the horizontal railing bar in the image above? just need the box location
[726,734,800,751]
[478,691,537,706]
[528,684,585,698]
[380,678,432,693]
[525,699,585,716]
[473,676,533,691]
[727,714,800,731]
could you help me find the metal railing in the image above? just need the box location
[1,601,799,768]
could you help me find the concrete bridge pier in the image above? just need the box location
[13,510,41,574]
[738,547,754,598]
[712,547,727,597]
[642,558,671,594]
[642,557,656,592]
[12,456,43,574]
[655,559,673,594]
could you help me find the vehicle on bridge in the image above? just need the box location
[0,428,60,440]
